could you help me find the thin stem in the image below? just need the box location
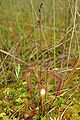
[53,0,56,69]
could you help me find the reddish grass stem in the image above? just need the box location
[63,58,80,89]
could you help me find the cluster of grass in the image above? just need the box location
[0,0,80,120]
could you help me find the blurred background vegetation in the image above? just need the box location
[0,0,80,119]
[0,0,80,69]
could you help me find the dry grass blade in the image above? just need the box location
[0,49,27,64]
[59,102,73,120]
